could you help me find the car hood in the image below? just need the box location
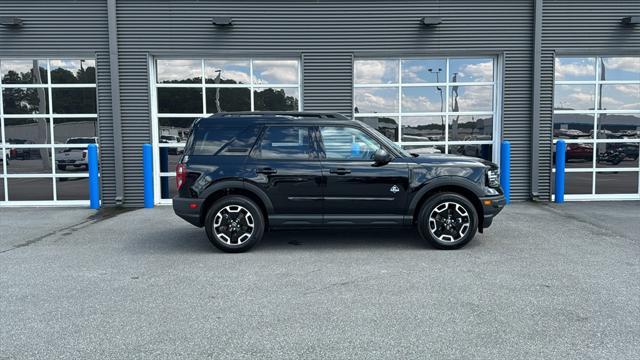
[409,153,498,169]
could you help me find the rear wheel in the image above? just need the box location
[57,164,67,171]
[417,192,478,250]
[204,195,265,253]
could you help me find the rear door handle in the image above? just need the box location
[329,168,351,175]
[257,167,277,175]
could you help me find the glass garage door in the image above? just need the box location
[553,56,640,200]
[150,58,301,204]
[0,58,98,205]
[353,57,500,162]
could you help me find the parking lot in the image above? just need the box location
[1,202,639,359]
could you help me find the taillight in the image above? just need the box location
[82,151,87,159]
[176,163,186,190]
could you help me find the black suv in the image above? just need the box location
[173,112,505,252]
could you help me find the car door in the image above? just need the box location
[245,125,323,226]
[318,125,409,225]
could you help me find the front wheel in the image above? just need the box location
[204,195,265,253]
[417,192,478,250]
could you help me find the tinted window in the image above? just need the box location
[320,126,381,161]
[255,126,312,159]
[189,127,246,156]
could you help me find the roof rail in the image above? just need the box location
[210,111,351,120]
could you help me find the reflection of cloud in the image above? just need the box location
[457,61,493,82]
[402,90,442,112]
[355,60,398,84]
[555,58,595,80]
[1,59,47,74]
[157,60,201,81]
[602,84,640,110]
[452,86,492,111]
[253,61,298,84]
[354,88,397,113]
[603,57,640,74]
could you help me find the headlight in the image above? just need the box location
[486,168,500,188]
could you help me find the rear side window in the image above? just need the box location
[253,126,313,160]
[188,126,258,156]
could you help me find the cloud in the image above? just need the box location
[157,60,202,82]
[555,58,595,80]
[457,61,493,82]
[355,60,398,84]
[452,86,493,111]
[354,88,398,113]
[253,60,298,84]
[603,57,640,74]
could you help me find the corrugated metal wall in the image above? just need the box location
[117,0,534,205]
[540,0,640,200]
[0,0,117,204]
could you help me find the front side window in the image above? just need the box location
[353,57,496,161]
[254,126,313,160]
[320,126,381,161]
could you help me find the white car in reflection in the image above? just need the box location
[56,137,98,171]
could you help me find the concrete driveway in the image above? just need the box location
[1,202,639,359]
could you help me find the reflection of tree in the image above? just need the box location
[254,88,298,111]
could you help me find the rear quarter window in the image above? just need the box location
[188,125,258,156]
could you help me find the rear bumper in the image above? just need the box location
[479,194,506,229]
[173,197,205,227]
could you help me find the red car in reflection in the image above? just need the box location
[566,143,592,162]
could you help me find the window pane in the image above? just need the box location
[50,59,96,84]
[0,178,4,201]
[448,115,493,141]
[160,176,178,199]
[205,88,251,113]
[54,118,97,144]
[600,57,640,81]
[52,88,96,114]
[1,59,48,84]
[354,59,399,84]
[353,87,398,114]
[157,147,182,174]
[6,148,52,174]
[402,144,444,155]
[595,143,639,169]
[401,59,446,83]
[4,118,51,144]
[158,118,196,143]
[597,114,640,139]
[554,57,595,81]
[600,84,640,111]
[2,88,49,114]
[205,60,251,84]
[556,142,594,169]
[156,60,201,84]
[257,126,311,160]
[596,171,638,194]
[448,144,492,161]
[402,86,444,112]
[56,177,89,200]
[157,88,203,113]
[357,116,398,142]
[553,113,594,139]
[449,58,494,82]
[449,85,493,112]
[402,116,445,142]
[7,178,53,201]
[554,84,595,110]
[56,147,91,173]
[552,172,593,195]
[190,127,247,156]
[320,126,381,161]
[252,60,298,85]
[253,87,299,111]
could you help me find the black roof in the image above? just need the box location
[195,112,353,127]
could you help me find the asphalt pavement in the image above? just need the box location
[1,202,639,359]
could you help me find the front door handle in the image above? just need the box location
[329,168,351,175]
[257,167,277,175]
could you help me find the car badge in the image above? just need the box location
[390,185,400,194]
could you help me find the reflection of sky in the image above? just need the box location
[354,60,398,84]
[449,59,493,82]
[401,59,446,83]
[354,87,398,113]
[402,87,443,112]
[1,59,47,75]
[156,59,298,84]
[450,86,493,112]
[554,84,595,110]
[601,57,640,81]
[253,60,298,84]
[555,57,595,81]
[601,84,640,110]
[556,57,640,81]
[50,59,95,72]
[205,60,250,84]
[402,116,444,127]
[157,60,201,82]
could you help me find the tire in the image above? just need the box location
[417,192,479,250]
[204,195,265,253]
[57,164,67,171]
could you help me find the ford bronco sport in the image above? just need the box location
[173,112,505,252]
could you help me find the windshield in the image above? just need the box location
[355,120,411,158]
[66,138,96,144]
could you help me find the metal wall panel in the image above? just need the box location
[117,0,535,204]
[0,0,115,204]
[540,0,640,200]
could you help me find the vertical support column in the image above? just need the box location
[143,144,154,208]
[160,147,169,199]
[500,140,511,204]
[88,143,100,209]
[554,140,566,203]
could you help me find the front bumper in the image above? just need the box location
[173,197,205,227]
[478,194,506,229]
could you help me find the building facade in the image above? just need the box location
[0,0,638,207]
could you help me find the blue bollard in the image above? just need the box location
[500,140,511,204]
[87,143,100,209]
[555,140,566,203]
[143,144,154,208]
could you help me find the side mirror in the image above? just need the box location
[373,148,392,166]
